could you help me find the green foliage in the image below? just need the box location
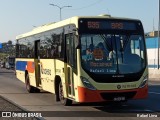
[0,41,16,57]
[0,53,8,61]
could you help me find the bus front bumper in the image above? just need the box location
[77,85,148,103]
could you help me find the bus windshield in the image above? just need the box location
[80,34,146,74]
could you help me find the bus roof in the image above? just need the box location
[16,15,140,40]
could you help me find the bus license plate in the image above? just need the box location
[113,97,125,101]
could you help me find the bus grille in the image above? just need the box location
[100,91,137,100]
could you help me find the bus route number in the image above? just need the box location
[111,23,123,29]
[88,21,100,29]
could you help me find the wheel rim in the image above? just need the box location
[26,76,30,91]
[59,82,65,103]
[26,81,30,90]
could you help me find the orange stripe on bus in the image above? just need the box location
[26,62,35,73]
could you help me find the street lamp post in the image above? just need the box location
[158,0,160,69]
[49,4,72,20]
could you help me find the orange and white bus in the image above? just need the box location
[15,15,148,105]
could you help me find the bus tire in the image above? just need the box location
[59,81,72,106]
[34,87,41,93]
[25,74,35,93]
[55,77,60,101]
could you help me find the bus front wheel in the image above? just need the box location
[59,81,72,106]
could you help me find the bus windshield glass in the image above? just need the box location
[80,34,146,74]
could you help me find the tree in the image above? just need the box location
[8,40,12,45]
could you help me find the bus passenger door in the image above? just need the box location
[35,40,41,87]
[65,34,77,98]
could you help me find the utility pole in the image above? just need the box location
[158,0,160,69]
[49,4,72,21]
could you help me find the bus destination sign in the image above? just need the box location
[87,21,137,30]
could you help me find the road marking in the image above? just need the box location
[149,92,160,95]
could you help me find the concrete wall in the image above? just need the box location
[149,69,160,80]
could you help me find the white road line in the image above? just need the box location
[149,92,160,95]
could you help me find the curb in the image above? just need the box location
[0,95,45,120]
[149,78,160,82]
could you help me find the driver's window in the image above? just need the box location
[130,35,144,59]
[66,34,77,69]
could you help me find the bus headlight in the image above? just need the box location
[80,76,96,90]
[139,75,148,88]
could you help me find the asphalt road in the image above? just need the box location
[0,68,160,120]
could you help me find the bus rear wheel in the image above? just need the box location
[59,81,72,106]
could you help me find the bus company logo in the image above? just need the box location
[41,69,51,75]
[117,85,121,89]
[40,62,51,75]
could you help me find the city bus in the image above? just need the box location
[5,56,15,69]
[15,15,148,105]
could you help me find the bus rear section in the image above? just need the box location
[77,18,148,103]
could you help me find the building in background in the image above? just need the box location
[0,41,15,56]
[145,29,160,69]
[0,43,2,49]
[146,37,158,68]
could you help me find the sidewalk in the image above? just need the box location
[149,69,160,81]
[149,78,160,82]
[0,95,40,120]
